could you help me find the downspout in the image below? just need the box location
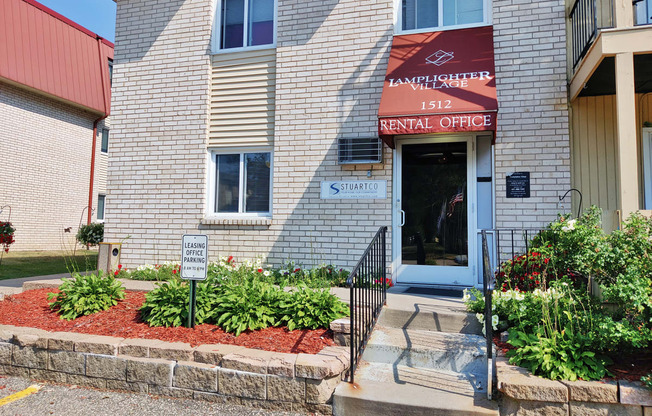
[88,36,110,225]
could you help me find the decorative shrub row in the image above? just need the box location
[48,260,350,336]
[116,257,351,289]
[140,275,349,336]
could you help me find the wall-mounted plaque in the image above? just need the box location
[506,172,530,198]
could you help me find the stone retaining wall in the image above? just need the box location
[497,356,652,415]
[0,325,349,414]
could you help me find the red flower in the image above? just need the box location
[118,264,123,269]
[257,268,263,273]
[294,268,300,273]
[3,248,7,253]
[227,256,233,263]
[114,271,119,276]
[172,270,177,274]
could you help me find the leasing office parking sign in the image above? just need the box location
[181,235,208,280]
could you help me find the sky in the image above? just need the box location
[37,0,117,43]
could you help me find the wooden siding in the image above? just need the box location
[209,49,276,147]
[571,93,652,229]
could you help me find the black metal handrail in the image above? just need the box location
[347,226,387,384]
[480,230,494,400]
[480,228,552,399]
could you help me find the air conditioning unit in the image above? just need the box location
[338,138,382,165]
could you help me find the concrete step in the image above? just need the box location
[362,325,487,375]
[379,302,482,334]
[333,361,498,416]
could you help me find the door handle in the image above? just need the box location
[399,210,406,227]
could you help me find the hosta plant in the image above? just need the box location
[139,279,220,327]
[48,272,125,320]
[210,279,283,336]
[279,285,349,330]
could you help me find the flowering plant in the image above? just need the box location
[0,222,15,253]
[373,277,393,288]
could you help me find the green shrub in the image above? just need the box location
[507,329,611,381]
[531,206,608,286]
[76,222,104,247]
[600,213,652,327]
[139,279,220,327]
[209,279,284,336]
[642,374,652,390]
[273,261,350,288]
[48,272,125,320]
[279,285,349,330]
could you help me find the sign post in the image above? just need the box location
[180,234,208,328]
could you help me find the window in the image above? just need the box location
[108,58,113,85]
[97,194,106,221]
[211,150,272,215]
[101,128,109,153]
[216,0,275,51]
[400,0,486,32]
[634,0,652,25]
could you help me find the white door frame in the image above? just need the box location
[392,134,478,287]
[643,128,652,209]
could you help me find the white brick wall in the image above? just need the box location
[493,0,572,228]
[105,0,214,265]
[0,80,103,250]
[106,0,394,269]
[107,0,572,269]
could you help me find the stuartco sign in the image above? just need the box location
[320,181,387,200]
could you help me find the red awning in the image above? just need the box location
[378,26,498,147]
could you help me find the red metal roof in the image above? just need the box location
[0,0,113,115]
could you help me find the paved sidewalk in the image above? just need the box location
[0,375,303,416]
[0,273,75,296]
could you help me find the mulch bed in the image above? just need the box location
[493,333,652,382]
[0,289,334,354]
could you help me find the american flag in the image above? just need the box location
[447,190,464,216]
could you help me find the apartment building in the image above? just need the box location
[107,0,573,287]
[568,0,652,230]
[0,0,113,250]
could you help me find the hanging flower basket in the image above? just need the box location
[0,222,15,253]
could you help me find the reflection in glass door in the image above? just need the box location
[396,139,475,286]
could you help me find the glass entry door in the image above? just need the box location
[394,138,476,286]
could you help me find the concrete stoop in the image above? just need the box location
[333,297,498,416]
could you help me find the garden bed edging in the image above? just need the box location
[496,355,652,416]
[0,324,350,414]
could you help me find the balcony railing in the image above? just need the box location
[570,0,614,69]
[571,0,652,69]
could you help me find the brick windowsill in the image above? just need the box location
[200,218,272,227]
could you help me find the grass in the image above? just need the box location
[0,250,98,280]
